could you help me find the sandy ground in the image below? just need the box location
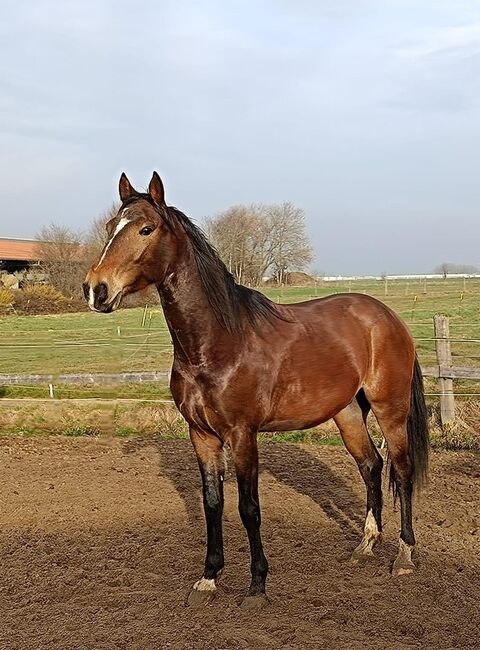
[0,437,478,650]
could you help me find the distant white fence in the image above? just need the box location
[321,273,480,282]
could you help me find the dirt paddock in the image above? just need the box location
[0,437,478,650]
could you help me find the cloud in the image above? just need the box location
[398,22,480,59]
[1,1,480,273]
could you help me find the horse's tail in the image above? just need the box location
[389,355,429,497]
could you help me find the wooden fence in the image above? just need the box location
[0,371,170,385]
[1,314,478,430]
[420,314,480,428]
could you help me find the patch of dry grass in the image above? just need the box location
[1,397,478,450]
[0,401,112,436]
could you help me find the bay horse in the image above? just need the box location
[84,172,429,610]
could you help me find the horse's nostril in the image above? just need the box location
[94,282,108,306]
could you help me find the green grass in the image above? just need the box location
[259,430,344,445]
[0,382,172,400]
[1,277,480,376]
[1,277,480,413]
[0,393,478,449]
[0,307,171,374]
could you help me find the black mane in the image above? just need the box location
[120,194,284,333]
[167,206,283,333]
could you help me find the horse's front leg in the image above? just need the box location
[187,427,225,606]
[230,429,269,610]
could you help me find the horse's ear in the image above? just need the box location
[119,173,136,202]
[148,171,166,207]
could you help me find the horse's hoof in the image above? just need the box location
[391,554,415,577]
[349,549,375,565]
[391,540,415,577]
[240,594,270,611]
[186,588,216,607]
[391,561,415,577]
[186,577,217,607]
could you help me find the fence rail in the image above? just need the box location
[0,371,170,385]
[421,366,480,380]
[0,314,477,429]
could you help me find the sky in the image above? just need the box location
[1,0,479,275]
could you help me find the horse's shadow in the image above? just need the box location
[260,442,364,539]
[122,438,364,540]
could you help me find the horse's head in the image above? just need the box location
[84,172,177,312]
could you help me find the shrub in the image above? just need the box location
[0,287,14,313]
[13,284,84,315]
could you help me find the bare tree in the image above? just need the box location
[206,202,314,286]
[266,203,314,284]
[34,224,85,297]
[205,205,270,285]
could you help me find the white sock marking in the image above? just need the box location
[95,211,131,269]
[364,510,379,540]
[398,538,413,559]
[353,509,381,557]
[193,577,216,592]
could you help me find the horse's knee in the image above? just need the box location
[204,483,222,514]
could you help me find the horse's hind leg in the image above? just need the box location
[334,396,383,562]
[367,403,416,576]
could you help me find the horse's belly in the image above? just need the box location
[261,361,360,432]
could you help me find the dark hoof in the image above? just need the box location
[240,594,270,611]
[186,587,216,607]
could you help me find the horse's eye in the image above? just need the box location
[140,226,154,236]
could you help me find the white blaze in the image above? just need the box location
[95,211,131,269]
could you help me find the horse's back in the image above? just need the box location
[283,292,407,329]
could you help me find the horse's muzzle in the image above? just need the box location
[83,281,121,313]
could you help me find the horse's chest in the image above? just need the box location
[171,370,206,419]
[170,365,265,432]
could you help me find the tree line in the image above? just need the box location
[35,201,314,298]
[433,262,479,278]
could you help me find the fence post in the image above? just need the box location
[433,314,455,427]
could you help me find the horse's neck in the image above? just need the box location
[157,252,229,365]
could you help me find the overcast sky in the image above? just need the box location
[1,1,479,274]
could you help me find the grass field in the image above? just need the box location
[1,277,480,445]
[1,277,480,377]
